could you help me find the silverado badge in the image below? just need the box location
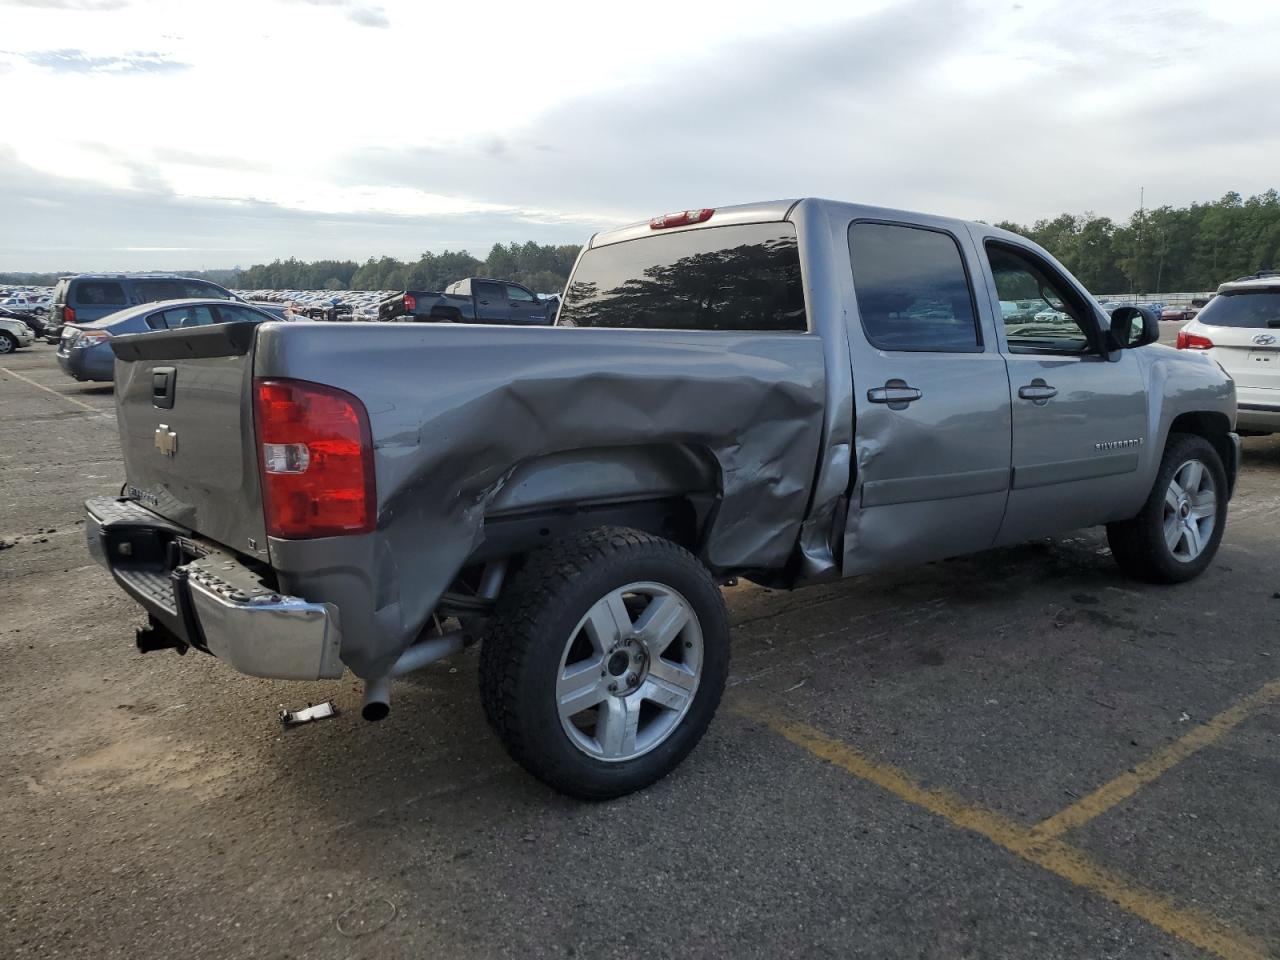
[154,424,178,457]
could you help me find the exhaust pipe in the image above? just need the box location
[361,628,466,722]
[361,675,391,722]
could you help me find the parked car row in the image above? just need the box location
[235,289,396,322]
[25,272,562,381]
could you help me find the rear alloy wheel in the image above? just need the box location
[480,527,729,800]
[1107,433,1227,583]
[0,332,15,354]
[555,581,703,762]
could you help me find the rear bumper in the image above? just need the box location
[1236,401,1280,433]
[57,344,114,381]
[86,497,344,680]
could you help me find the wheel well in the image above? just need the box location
[1168,411,1235,491]
[468,444,721,562]
[429,306,462,322]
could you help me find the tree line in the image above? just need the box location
[6,190,1277,295]
[993,189,1280,294]
[233,241,581,294]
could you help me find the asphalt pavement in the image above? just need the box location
[3,341,1278,960]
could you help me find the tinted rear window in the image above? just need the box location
[1196,291,1280,328]
[74,281,126,306]
[558,222,806,331]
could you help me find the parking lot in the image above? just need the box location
[3,341,1279,960]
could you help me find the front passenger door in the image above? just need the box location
[977,239,1150,544]
[505,283,544,324]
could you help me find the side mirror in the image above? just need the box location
[1108,305,1159,350]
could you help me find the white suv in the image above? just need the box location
[1177,272,1280,434]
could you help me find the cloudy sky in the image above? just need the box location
[1,0,1277,271]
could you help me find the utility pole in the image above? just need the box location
[1136,186,1145,296]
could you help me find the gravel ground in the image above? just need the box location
[2,341,1278,960]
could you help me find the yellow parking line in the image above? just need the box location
[0,366,100,413]
[757,713,1270,960]
[1034,677,1280,840]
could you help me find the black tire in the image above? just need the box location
[1106,432,1227,584]
[479,527,729,800]
[0,332,16,355]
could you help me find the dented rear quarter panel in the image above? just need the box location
[252,321,828,678]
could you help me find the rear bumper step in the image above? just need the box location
[85,497,343,680]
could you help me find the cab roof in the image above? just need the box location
[588,198,1023,249]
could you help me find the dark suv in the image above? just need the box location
[45,274,238,343]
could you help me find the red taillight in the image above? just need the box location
[650,208,714,229]
[62,305,75,324]
[253,378,376,539]
[403,293,416,312]
[1176,331,1213,350]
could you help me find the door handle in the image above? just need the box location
[1018,379,1058,404]
[867,379,923,410]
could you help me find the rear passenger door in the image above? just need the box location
[472,281,507,322]
[842,219,1013,575]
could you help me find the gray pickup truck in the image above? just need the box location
[377,276,553,324]
[87,199,1238,799]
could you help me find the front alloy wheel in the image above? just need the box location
[1107,432,1228,583]
[1162,459,1217,562]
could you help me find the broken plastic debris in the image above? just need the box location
[279,701,337,727]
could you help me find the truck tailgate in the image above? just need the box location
[110,321,269,560]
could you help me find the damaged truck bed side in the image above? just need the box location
[89,198,1239,799]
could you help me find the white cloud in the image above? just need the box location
[1,0,1279,269]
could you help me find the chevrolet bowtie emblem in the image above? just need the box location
[154,424,178,457]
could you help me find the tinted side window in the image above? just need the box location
[74,281,126,306]
[133,280,184,303]
[986,243,1093,355]
[474,281,504,301]
[214,305,269,324]
[506,284,536,302]
[180,280,231,299]
[157,305,217,329]
[848,222,980,352]
[134,280,232,303]
[559,222,806,331]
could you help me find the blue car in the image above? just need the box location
[56,299,279,382]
